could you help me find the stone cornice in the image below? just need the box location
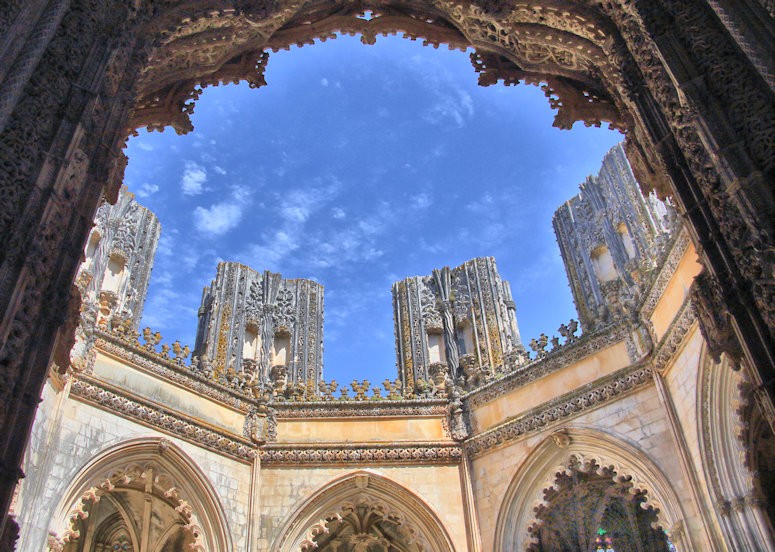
[95,332,253,411]
[70,375,256,463]
[465,363,654,458]
[272,399,448,419]
[652,298,697,373]
[259,442,462,466]
[464,324,630,409]
[639,227,691,318]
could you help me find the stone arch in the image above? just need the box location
[494,427,689,552]
[698,345,775,550]
[45,437,232,552]
[273,469,457,551]
[0,0,772,532]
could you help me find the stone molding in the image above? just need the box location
[95,333,252,411]
[465,364,654,458]
[70,376,256,463]
[465,324,630,409]
[652,298,697,373]
[272,400,448,419]
[259,442,462,466]
[639,227,692,319]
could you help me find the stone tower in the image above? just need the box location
[392,257,525,393]
[76,187,161,331]
[194,262,324,390]
[552,143,676,332]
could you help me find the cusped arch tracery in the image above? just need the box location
[494,428,689,552]
[46,437,232,552]
[128,1,627,137]
[273,470,457,552]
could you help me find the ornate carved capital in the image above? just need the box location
[691,270,743,364]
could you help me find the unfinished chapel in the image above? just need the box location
[0,1,774,551]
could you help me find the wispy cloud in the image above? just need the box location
[193,185,252,236]
[424,88,473,127]
[321,77,329,87]
[136,182,159,198]
[181,161,207,195]
[411,192,433,210]
[213,165,227,175]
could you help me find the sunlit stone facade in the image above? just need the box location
[553,144,677,332]
[392,257,526,393]
[1,2,772,549]
[13,143,774,551]
[193,262,324,390]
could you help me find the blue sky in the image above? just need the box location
[123,34,622,384]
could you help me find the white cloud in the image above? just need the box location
[137,142,154,152]
[321,77,329,87]
[331,207,346,219]
[411,192,432,210]
[424,88,474,127]
[181,161,207,195]
[136,182,159,198]
[213,165,227,175]
[194,203,242,235]
[193,186,252,236]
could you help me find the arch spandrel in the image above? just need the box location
[273,469,458,552]
[494,428,691,552]
[45,437,232,552]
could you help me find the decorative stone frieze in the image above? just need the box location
[466,324,631,409]
[259,442,462,466]
[652,298,697,373]
[466,364,654,458]
[70,377,256,462]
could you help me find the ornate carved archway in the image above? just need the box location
[44,438,231,552]
[698,345,775,550]
[0,0,772,535]
[526,456,672,552]
[274,470,456,551]
[494,428,690,551]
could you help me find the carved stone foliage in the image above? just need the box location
[526,457,672,552]
[553,143,677,333]
[194,262,324,389]
[304,496,427,552]
[392,257,524,391]
[260,443,462,466]
[691,269,743,363]
[51,463,204,552]
[1,0,775,538]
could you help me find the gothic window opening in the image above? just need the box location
[527,458,673,552]
[427,331,446,364]
[243,324,260,360]
[457,322,474,357]
[102,255,126,294]
[84,231,102,270]
[591,246,617,284]
[272,330,291,367]
[307,499,425,552]
[617,223,636,259]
